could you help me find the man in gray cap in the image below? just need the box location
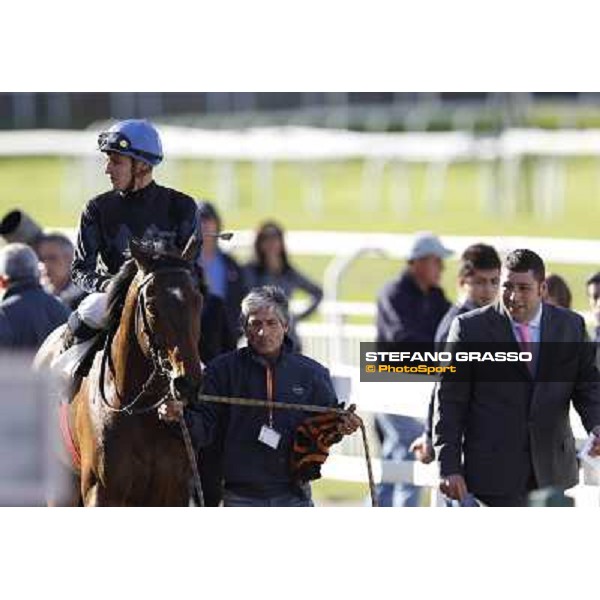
[375,232,453,506]
[0,243,70,350]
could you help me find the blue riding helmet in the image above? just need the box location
[98,119,163,166]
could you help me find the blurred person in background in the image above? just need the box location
[244,221,323,351]
[61,119,197,371]
[197,201,247,341]
[0,243,70,350]
[375,232,453,506]
[410,243,501,465]
[543,273,572,310]
[196,290,238,507]
[199,293,237,364]
[37,233,86,310]
[586,272,600,343]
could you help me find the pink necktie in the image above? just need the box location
[516,323,533,374]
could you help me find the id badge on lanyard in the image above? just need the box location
[257,365,281,450]
[258,424,281,449]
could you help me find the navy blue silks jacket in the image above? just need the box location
[184,338,340,490]
[72,181,198,294]
[0,280,70,350]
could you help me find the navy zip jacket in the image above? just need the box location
[0,280,70,349]
[376,270,451,347]
[184,339,340,492]
[72,181,198,294]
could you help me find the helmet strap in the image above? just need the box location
[124,164,136,194]
[123,159,151,195]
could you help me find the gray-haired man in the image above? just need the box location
[160,286,360,506]
[0,243,70,350]
[37,233,86,311]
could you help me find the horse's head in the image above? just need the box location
[128,235,204,402]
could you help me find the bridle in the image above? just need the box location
[99,267,196,416]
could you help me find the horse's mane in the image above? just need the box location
[106,259,139,331]
[105,254,207,331]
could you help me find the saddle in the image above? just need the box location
[48,330,105,473]
[51,326,106,384]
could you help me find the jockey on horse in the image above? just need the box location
[55,119,199,376]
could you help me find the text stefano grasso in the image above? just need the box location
[364,351,532,363]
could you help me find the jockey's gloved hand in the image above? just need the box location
[290,409,347,482]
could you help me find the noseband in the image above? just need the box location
[99,267,196,416]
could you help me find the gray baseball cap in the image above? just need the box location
[408,232,454,261]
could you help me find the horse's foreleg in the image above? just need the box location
[83,479,123,507]
[83,479,112,506]
[83,484,99,507]
[81,467,103,507]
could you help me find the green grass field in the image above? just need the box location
[2,154,598,504]
[311,479,369,506]
[1,156,599,313]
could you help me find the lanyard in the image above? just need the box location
[266,366,274,428]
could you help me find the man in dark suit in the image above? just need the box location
[434,249,600,507]
[411,243,501,464]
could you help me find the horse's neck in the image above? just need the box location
[111,291,152,400]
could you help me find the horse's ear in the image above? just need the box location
[129,238,153,272]
[181,233,201,263]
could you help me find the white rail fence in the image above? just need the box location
[3,126,600,219]
[53,227,600,269]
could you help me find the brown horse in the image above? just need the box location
[37,236,204,506]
